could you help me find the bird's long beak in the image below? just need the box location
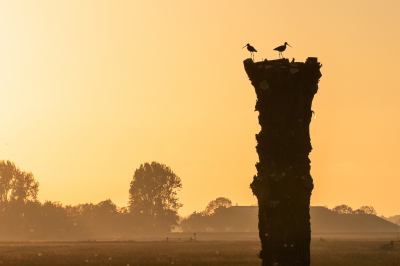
[287,44,292,48]
[242,45,247,49]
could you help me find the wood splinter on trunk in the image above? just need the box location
[243,57,322,266]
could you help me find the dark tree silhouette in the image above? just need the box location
[0,160,39,239]
[91,199,120,237]
[332,204,353,214]
[203,197,232,215]
[128,162,182,233]
[180,197,232,232]
[180,211,210,232]
[244,57,322,265]
[0,160,39,205]
[353,206,377,215]
[63,200,136,239]
[25,201,68,239]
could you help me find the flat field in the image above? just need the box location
[0,238,399,266]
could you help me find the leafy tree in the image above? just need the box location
[180,197,233,232]
[64,203,97,238]
[203,197,232,215]
[180,211,210,232]
[128,162,182,233]
[92,199,120,237]
[0,160,39,239]
[0,160,39,206]
[332,204,353,214]
[96,199,118,216]
[354,206,377,215]
[31,201,68,239]
[63,200,135,239]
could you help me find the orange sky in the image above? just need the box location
[1,1,400,217]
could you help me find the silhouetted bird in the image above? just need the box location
[274,42,292,58]
[291,58,295,63]
[243,43,257,60]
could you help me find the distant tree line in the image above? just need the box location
[329,204,377,215]
[1,159,387,239]
[0,160,182,240]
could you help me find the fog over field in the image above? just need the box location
[1,238,400,266]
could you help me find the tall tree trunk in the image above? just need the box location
[243,58,322,266]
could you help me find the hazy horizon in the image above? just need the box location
[1,1,400,218]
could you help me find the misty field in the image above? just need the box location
[0,239,399,266]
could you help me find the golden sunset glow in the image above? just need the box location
[1,0,400,217]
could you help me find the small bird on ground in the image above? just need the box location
[274,42,292,58]
[291,58,295,63]
[243,43,257,60]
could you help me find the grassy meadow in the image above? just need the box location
[0,238,399,266]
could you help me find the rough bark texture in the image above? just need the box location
[243,57,322,266]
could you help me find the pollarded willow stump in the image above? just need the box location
[244,57,322,266]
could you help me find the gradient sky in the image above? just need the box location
[1,0,400,217]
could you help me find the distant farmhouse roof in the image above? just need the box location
[310,206,399,232]
[218,206,399,233]
[227,206,258,218]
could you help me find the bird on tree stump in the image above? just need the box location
[243,43,257,60]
